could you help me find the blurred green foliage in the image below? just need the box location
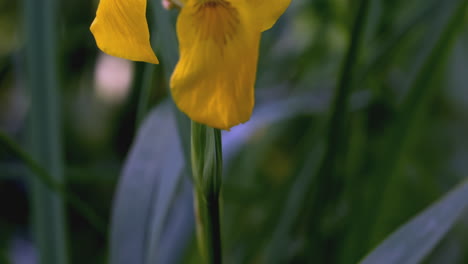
[1,0,468,263]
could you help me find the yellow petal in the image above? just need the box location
[90,0,159,64]
[170,0,260,130]
[244,0,291,32]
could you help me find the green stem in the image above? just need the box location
[194,189,222,264]
[191,121,223,264]
[325,0,371,152]
[305,0,371,260]
[314,0,372,191]
[209,195,222,263]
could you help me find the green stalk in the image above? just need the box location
[324,0,371,162]
[304,0,371,260]
[339,1,462,261]
[191,121,223,264]
[313,0,372,194]
[24,0,68,262]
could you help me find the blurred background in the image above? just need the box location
[1,0,468,263]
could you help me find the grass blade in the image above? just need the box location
[109,101,191,264]
[369,0,468,244]
[264,144,324,263]
[23,0,68,262]
[109,3,193,264]
[304,0,372,260]
[0,131,106,236]
[359,0,444,83]
[360,180,468,264]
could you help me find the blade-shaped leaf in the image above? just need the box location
[24,0,68,262]
[109,101,193,264]
[360,180,468,264]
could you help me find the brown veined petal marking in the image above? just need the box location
[192,1,240,49]
[171,0,260,129]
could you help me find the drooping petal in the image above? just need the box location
[244,0,291,32]
[170,0,260,130]
[90,0,159,64]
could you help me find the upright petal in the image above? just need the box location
[170,0,260,130]
[244,0,291,32]
[90,0,159,64]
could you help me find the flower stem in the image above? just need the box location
[194,189,222,263]
[191,121,223,264]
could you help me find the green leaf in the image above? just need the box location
[303,0,372,260]
[0,131,106,236]
[23,0,68,262]
[109,91,326,264]
[360,180,468,264]
[369,0,468,244]
[360,0,445,83]
[109,101,193,264]
[264,145,324,264]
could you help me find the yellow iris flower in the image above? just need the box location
[91,0,291,129]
